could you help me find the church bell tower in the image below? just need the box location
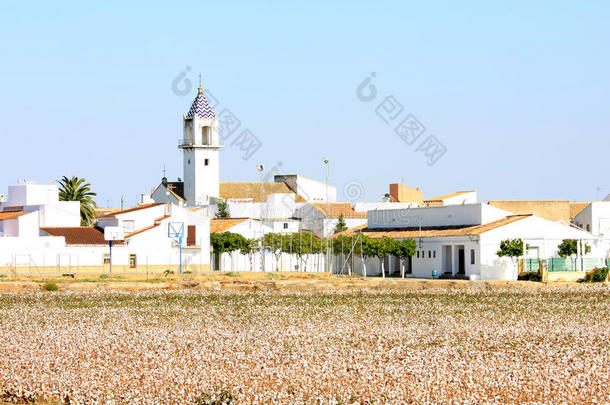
[180,80,222,206]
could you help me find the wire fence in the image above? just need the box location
[0,253,211,280]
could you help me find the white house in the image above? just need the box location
[293,202,368,237]
[573,201,610,237]
[0,182,81,228]
[0,183,211,276]
[335,203,605,280]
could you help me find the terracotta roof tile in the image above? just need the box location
[41,227,116,245]
[0,211,31,221]
[210,218,250,233]
[333,215,530,239]
[220,182,306,203]
[310,202,367,218]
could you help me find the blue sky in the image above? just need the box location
[1,1,608,207]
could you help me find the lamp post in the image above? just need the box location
[322,157,330,272]
[256,164,265,272]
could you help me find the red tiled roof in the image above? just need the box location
[97,203,165,218]
[333,215,531,239]
[210,218,249,233]
[41,227,118,245]
[310,202,367,218]
[0,211,31,221]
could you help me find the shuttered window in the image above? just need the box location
[187,225,197,246]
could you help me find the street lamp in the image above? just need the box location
[322,157,330,272]
[257,164,265,271]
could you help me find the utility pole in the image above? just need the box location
[257,164,265,272]
[322,157,330,272]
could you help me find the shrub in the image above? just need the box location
[585,267,609,283]
[225,272,240,278]
[163,269,174,277]
[195,389,237,405]
[43,282,58,292]
[99,274,109,279]
[518,272,540,282]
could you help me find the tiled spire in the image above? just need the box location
[185,85,216,119]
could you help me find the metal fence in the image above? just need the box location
[545,257,607,272]
[1,253,210,280]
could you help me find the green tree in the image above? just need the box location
[334,213,348,234]
[362,236,395,278]
[496,238,524,280]
[57,176,97,226]
[215,199,230,219]
[557,239,590,258]
[282,231,321,271]
[391,238,417,278]
[210,232,250,271]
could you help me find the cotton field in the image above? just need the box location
[0,285,609,404]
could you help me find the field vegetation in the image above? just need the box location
[0,284,608,404]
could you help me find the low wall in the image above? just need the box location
[547,271,587,282]
[0,264,211,278]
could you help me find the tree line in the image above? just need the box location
[211,231,417,276]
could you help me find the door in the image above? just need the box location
[405,255,412,275]
[458,249,465,274]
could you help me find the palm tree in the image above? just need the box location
[57,176,97,226]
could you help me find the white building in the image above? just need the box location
[0,183,211,275]
[180,84,222,205]
[0,182,81,229]
[335,203,606,280]
[573,201,610,237]
[293,202,368,237]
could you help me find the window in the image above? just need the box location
[129,254,137,269]
[417,251,420,258]
[283,222,288,230]
[586,224,591,232]
[187,225,197,246]
[122,220,135,233]
[202,126,211,144]
[103,254,110,264]
[470,249,475,265]
[188,159,191,165]
[428,250,431,258]
[204,158,209,166]
[433,250,436,258]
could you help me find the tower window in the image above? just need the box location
[188,159,191,164]
[204,158,209,166]
[202,126,211,144]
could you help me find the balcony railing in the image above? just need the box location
[178,138,224,148]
